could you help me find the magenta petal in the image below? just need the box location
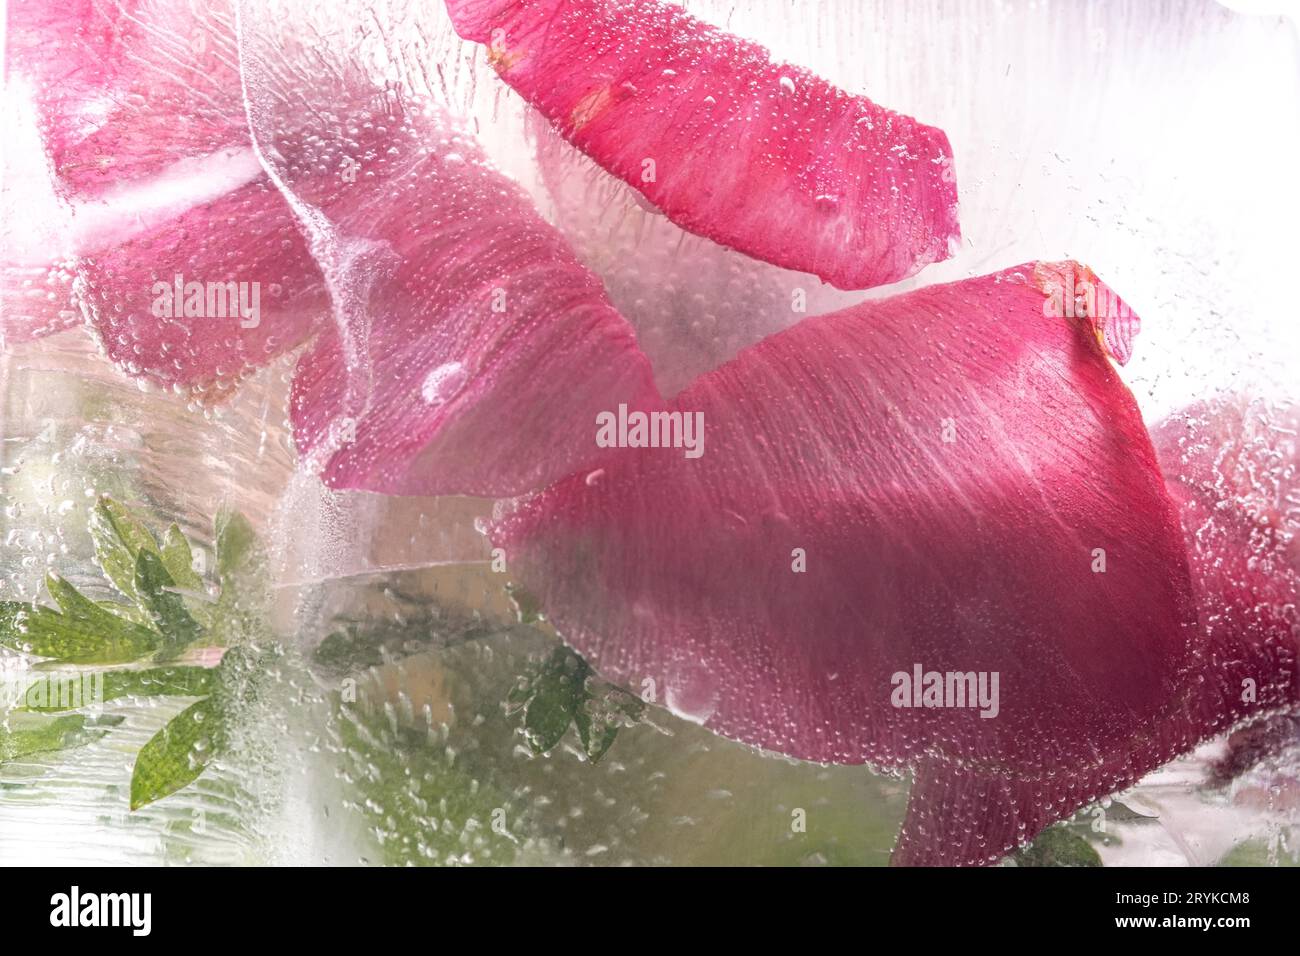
[1032,260,1140,365]
[222,11,661,497]
[896,399,1300,866]
[9,0,248,201]
[492,262,1202,862]
[284,109,663,496]
[1151,397,1300,727]
[446,0,960,290]
[8,0,328,390]
[79,176,327,393]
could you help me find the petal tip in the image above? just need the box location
[1032,260,1141,365]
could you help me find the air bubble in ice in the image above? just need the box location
[421,362,468,406]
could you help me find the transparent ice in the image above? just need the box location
[1,0,1297,865]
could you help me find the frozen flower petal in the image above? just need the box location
[493,262,1209,863]
[446,0,960,290]
[897,397,1300,865]
[7,0,327,389]
[226,2,662,495]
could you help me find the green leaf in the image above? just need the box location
[312,615,454,675]
[97,600,154,628]
[160,524,202,591]
[516,647,588,754]
[1217,840,1300,867]
[44,572,105,620]
[133,550,202,654]
[0,577,163,664]
[215,507,262,596]
[0,602,25,637]
[88,496,160,609]
[507,645,644,761]
[0,714,119,762]
[506,585,544,625]
[314,624,389,673]
[159,524,216,629]
[1014,825,1103,867]
[126,648,277,809]
[1103,800,1159,824]
[337,698,520,865]
[575,684,646,764]
[2,497,272,804]
[211,507,267,644]
[22,666,217,712]
[573,706,618,763]
[88,499,214,630]
[130,697,226,809]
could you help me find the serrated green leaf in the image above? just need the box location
[575,685,645,764]
[1014,824,1103,867]
[97,600,153,628]
[44,573,101,619]
[574,707,619,763]
[1104,800,1159,824]
[134,550,202,655]
[158,524,217,629]
[4,496,269,804]
[506,585,544,625]
[314,624,388,674]
[88,496,160,608]
[125,648,271,809]
[520,647,588,754]
[130,696,226,809]
[509,646,643,761]
[0,601,26,637]
[1217,840,1300,867]
[520,650,584,753]
[22,666,217,712]
[0,714,115,762]
[337,699,520,866]
[0,579,163,664]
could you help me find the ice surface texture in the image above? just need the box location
[4,0,1297,866]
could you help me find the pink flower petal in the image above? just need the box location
[285,116,666,495]
[445,0,960,290]
[15,0,658,497]
[1032,260,1140,365]
[896,399,1300,865]
[8,0,248,200]
[222,6,662,496]
[491,261,1206,863]
[7,0,327,389]
[1151,396,1300,727]
[79,175,327,394]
